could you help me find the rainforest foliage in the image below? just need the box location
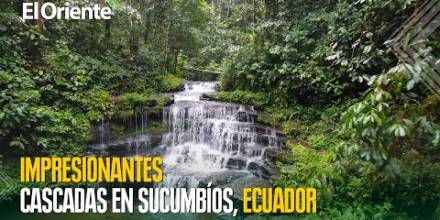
[0,0,210,154]
[213,0,440,219]
[1,0,440,219]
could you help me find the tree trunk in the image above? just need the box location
[264,0,278,19]
[173,49,179,74]
[102,0,112,40]
[105,19,112,39]
[36,0,45,32]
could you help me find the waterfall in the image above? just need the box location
[90,110,152,155]
[160,82,284,187]
[89,81,285,189]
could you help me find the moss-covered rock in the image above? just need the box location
[160,74,185,92]
[111,93,173,120]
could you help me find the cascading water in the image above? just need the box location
[159,82,284,189]
[89,81,284,191]
[90,111,152,156]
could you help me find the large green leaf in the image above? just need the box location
[106,0,124,11]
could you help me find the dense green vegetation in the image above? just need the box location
[0,0,211,155]
[1,0,440,219]
[213,0,440,219]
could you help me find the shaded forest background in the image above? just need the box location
[1,0,440,219]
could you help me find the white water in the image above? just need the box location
[173,82,218,102]
[160,81,283,187]
[89,81,284,188]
